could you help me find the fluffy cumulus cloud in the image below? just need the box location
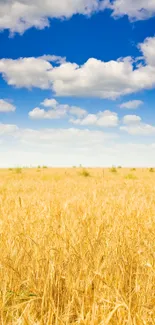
[122,115,142,124]
[50,57,139,99]
[1,36,155,99]
[0,0,155,34]
[29,98,87,119]
[120,100,143,109]
[0,56,150,99]
[139,37,155,66]
[41,98,58,107]
[70,110,119,127]
[0,0,105,34]
[106,0,155,21]
[29,99,118,127]
[0,99,16,112]
[0,58,52,89]
[121,115,155,135]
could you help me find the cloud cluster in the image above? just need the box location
[0,0,104,34]
[70,110,118,127]
[121,115,155,135]
[0,36,155,99]
[29,99,87,119]
[121,124,155,136]
[29,98,119,127]
[0,0,155,34]
[28,96,155,136]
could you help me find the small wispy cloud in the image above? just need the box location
[120,100,143,109]
[0,99,16,112]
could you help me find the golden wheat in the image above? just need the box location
[0,168,154,324]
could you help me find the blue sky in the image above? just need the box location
[0,0,155,167]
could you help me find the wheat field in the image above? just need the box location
[0,168,155,325]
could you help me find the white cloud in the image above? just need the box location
[50,57,140,99]
[107,0,155,21]
[0,0,104,34]
[0,36,155,99]
[139,37,155,66]
[120,100,143,109]
[71,110,119,127]
[29,106,67,119]
[0,56,147,99]
[0,99,16,112]
[29,98,87,119]
[0,58,52,89]
[0,121,115,151]
[120,124,155,136]
[69,106,87,118]
[19,127,113,146]
[0,122,113,166]
[71,114,97,126]
[122,115,142,125]
[2,142,155,167]
[38,55,66,64]
[0,0,154,34]
[121,114,155,135]
[41,98,58,107]
[1,122,155,167]
[0,123,18,135]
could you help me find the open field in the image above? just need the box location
[0,168,155,324]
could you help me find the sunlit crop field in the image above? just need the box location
[0,168,155,324]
